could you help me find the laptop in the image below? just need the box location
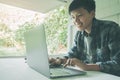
[24,25,86,78]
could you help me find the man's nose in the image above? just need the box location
[74,17,79,23]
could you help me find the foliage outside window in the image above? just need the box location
[44,6,68,54]
[0,3,68,57]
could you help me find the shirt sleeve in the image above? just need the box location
[96,22,120,76]
[67,31,80,58]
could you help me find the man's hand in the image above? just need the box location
[63,58,100,71]
[63,58,87,70]
[49,57,63,67]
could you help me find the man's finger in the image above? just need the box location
[63,59,70,67]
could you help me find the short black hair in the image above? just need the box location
[69,0,96,14]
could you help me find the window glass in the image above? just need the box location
[0,3,68,57]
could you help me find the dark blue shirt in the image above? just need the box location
[68,18,120,76]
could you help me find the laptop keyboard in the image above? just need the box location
[50,68,76,76]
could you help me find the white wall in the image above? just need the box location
[95,0,120,24]
[68,0,120,50]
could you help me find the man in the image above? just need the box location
[49,0,120,76]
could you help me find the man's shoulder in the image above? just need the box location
[95,19,120,34]
[94,19,119,32]
[95,18,119,27]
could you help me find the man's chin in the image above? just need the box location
[77,28,84,31]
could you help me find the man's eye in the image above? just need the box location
[71,16,75,19]
[78,14,82,17]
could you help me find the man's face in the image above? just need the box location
[70,8,95,31]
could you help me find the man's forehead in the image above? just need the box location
[70,8,88,15]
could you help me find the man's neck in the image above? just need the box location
[85,23,92,34]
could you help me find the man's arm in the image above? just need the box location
[96,22,120,75]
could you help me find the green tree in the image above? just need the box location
[0,23,14,47]
[15,22,37,48]
[43,6,68,54]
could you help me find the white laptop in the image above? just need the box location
[24,25,86,78]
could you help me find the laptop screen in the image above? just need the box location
[24,25,51,78]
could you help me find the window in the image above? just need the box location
[44,6,68,55]
[0,3,68,57]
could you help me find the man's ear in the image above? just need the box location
[90,10,95,18]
